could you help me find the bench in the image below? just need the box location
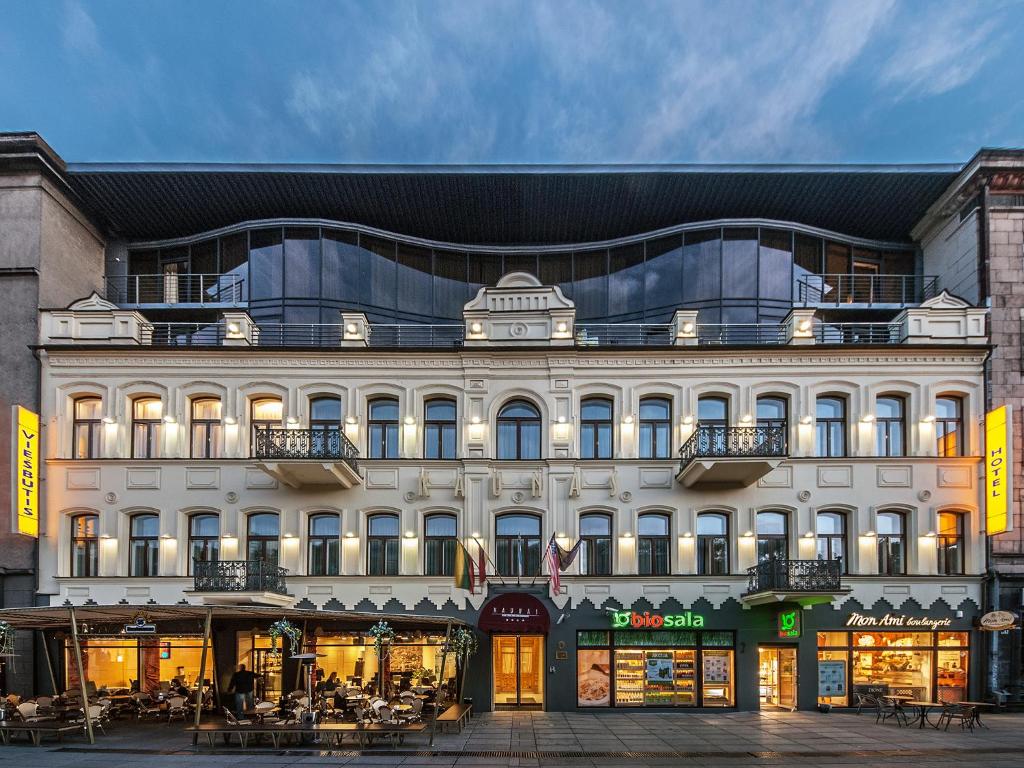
[0,722,85,746]
[436,703,472,734]
[186,721,426,749]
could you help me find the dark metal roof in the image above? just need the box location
[64,163,962,244]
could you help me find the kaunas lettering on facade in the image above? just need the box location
[845,611,952,630]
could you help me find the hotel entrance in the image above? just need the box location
[492,635,544,709]
[758,647,797,710]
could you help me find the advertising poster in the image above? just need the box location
[818,660,846,697]
[576,649,610,707]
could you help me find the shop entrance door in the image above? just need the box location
[758,647,797,710]
[492,635,544,710]
[251,648,283,702]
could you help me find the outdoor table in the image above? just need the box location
[957,701,995,729]
[244,708,280,724]
[906,700,944,729]
[392,703,412,713]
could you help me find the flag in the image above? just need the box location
[454,540,476,594]
[476,540,487,590]
[548,537,583,597]
[556,539,582,571]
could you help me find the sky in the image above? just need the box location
[1,0,1023,164]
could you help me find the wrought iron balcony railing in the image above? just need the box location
[678,425,787,471]
[251,426,360,471]
[745,557,842,594]
[192,559,288,595]
[796,274,939,307]
[106,273,246,306]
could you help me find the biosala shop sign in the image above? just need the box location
[612,610,704,629]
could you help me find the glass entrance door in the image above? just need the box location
[492,635,544,709]
[758,647,797,710]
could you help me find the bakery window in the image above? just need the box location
[576,630,734,708]
[816,629,969,706]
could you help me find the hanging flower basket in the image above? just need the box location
[368,620,395,661]
[268,618,301,657]
[0,622,13,657]
[448,628,478,659]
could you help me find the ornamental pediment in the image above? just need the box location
[463,271,575,313]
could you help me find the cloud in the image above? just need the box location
[878,6,1004,99]
[61,0,100,56]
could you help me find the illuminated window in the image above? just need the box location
[935,397,963,457]
[937,512,964,575]
[131,398,162,459]
[188,513,219,572]
[190,398,222,459]
[73,397,102,459]
[71,514,98,577]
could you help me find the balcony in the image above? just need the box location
[106,273,246,308]
[251,427,362,488]
[191,559,293,607]
[742,557,849,607]
[796,274,939,308]
[676,425,787,489]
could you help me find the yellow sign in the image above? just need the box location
[985,405,1013,535]
[13,406,39,537]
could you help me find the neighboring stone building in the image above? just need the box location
[915,149,1024,695]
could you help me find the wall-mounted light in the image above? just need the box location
[740,414,753,424]
[100,533,112,539]
[162,415,176,424]
[682,531,692,539]
[554,320,570,337]
[224,416,238,425]
[283,532,294,539]
[221,534,237,540]
[286,416,299,425]
[469,321,484,336]
[925,530,937,538]
[799,415,813,425]
[404,416,416,426]
[803,531,815,539]
[557,416,567,424]
[226,322,242,336]
[796,318,813,333]
[404,531,416,539]
[102,416,115,425]
[471,415,481,425]
[863,530,876,537]
[681,322,695,335]
[556,531,566,539]
[622,532,633,539]
[471,531,480,539]
[861,414,875,423]
[682,415,694,426]
[345,323,358,335]
[743,530,754,538]
[346,416,358,425]
[623,415,634,425]
[921,415,936,423]
[345,531,356,539]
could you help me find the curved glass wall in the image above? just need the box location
[127,224,915,325]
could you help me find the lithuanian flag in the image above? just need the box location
[453,540,476,594]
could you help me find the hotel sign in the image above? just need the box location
[611,610,704,629]
[845,612,951,630]
[985,405,1013,535]
[11,406,39,538]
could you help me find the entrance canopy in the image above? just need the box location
[0,604,467,631]
[478,593,549,634]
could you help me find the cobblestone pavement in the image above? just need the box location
[2,710,1024,767]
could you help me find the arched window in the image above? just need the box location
[190,398,222,459]
[638,513,670,575]
[815,396,846,458]
[71,513,98,577]
[131,398,162,459]
[424,398,457,460]
[496,400,541,460]
[368,398,400,459]
[580,398,613,460]
[72,397,102,459]
[578,513,612,575]
[638,397,671,459]
[189,513,220,572]
[310,396,342,458]
[424,514,457,576]
[250,397,283,454]
[495,514,542,576]
[367,513,400,575]
[697,512,729,575]
[247,512,280,565]
[816,511,845,570]
[876,396,906,457]
[936,396,964,457]
[756,511,788,562]
[698,396,729,453]
[937,511,964,575]
[308,513,340,576]
[876,511,906,575]
[757,396,787,431]
[129,513,160,576]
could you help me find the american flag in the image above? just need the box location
[547,536,581,598]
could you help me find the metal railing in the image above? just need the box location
[106,273,246,305]
[575,323,674,346]
[697,324,786,345]
[796,274,939,307]
[252,426,360,472]
[368,324,465,347]
[143,321,225,346]
[814,322,902,344]
[193,559,288,595]
[253,324,345,346]
[745,557,842,594]
[679,425,788,471]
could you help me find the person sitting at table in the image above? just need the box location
[321,671,339,695]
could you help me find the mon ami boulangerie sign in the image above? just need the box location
[611,610,704,629]
[845,612,952,630]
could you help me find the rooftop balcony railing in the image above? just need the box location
[192,559,288,595]
[814,321,901,344]
[575,323,673,346]
[252,426,360,472]
[143,321,226,346]
[678,425,788,470]
[106,273,246,306]
[796,274,939,307]
[744,557,842,595]
[697,324,787,345]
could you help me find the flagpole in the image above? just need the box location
[471,535,506,587]
[528,534,554,588]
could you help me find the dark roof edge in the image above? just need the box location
[65,161,966,175]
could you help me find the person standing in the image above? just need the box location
[227,663,257,716]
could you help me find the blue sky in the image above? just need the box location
[2,0,1023,164]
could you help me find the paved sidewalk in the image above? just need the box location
[1,710,1023,767]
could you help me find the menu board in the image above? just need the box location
[703,652,730,683]
[818,660,846,697]
[577,649,611,707]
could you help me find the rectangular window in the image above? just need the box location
[637,537,669,576]
[367,538,399,576]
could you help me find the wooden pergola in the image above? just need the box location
[0,604,468,745]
